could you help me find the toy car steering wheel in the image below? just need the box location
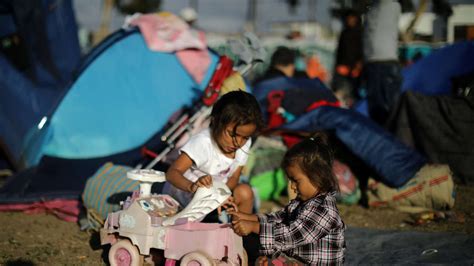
[127,169,166,196]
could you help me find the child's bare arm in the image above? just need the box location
[225,166,243,190]
[166,153,197,193]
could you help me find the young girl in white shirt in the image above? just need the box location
[165,90,264,214]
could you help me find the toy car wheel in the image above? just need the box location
[109,239,143,266]
[180,251,216,266]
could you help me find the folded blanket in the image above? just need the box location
[125,12,211,84]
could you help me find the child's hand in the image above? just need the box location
[227,209,245,221]
[256,256,268,266]
[218,196,237,215]
[191,175,213,192]
[227,210,258,223]
[231,219,259,236]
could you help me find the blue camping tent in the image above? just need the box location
[2,27,219,169]
[22,29,219,167]
[0,27,219,203]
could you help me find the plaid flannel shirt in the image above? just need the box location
[257,192,346,265]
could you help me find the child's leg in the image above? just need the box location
[233,183,254,214]
[268,253,304,266]
[243,233,261,265]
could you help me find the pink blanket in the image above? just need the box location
[0,199,81,222]
[127,12,211,84]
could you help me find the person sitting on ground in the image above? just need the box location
[228,132,346,265]
[254,46,307,84]
[165,90,264,214]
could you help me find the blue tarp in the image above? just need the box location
[252,76,334,118]
[346,227,474,265]
[0,0,81,169]
[282,106,426,187]
[401,41,474,95]
[354,41,474,116]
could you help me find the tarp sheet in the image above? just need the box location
[346,227,474,265]
[282,106,426,187]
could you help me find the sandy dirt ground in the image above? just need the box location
[0,185,473,265]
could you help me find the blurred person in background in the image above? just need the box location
[333,9,363,107]
[362,0,402,125]
[254,46,307,85]
[306,53,328,83]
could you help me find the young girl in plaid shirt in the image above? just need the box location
[228,132,346,265]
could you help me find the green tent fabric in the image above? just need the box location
[250,169,287,201]
[244,137,287,201]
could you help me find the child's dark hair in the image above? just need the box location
[210,90,264,141]
[282,132,339,193]
[270,46,296,67]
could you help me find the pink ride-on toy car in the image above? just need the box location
[100,169,247,266]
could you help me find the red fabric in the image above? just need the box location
[0,199,81,222]
[266,90,285,128]
[265,93,341,148]
[282,135,302,148]
[266,90,300,147]
[306,100,341,112]
[202,56,234,106]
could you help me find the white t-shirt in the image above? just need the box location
[164,128,251,205]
